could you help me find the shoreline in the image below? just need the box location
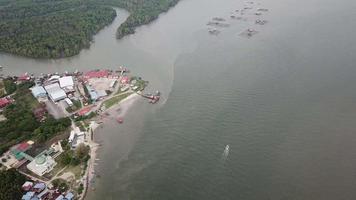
[82,93,141,199]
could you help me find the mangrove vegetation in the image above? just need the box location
[0,0,179,58]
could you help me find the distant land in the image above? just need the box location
[0,0,179,59]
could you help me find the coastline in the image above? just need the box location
[82,93,141,199]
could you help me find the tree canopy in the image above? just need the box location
[0,169,27,200]
[0,0,179,58]
[0,1,116,58]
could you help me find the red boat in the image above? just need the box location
[116,117,123,124]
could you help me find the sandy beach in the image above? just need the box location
[81,93,141,199]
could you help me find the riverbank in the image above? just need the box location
[80,92,140,199]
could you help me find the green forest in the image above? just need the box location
[0,169,27,200]
[0,0,179,58]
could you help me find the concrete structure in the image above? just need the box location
[97,90,107,98]
[64,98,73,107]
[59,76,74,92]
[69,128,86,148]
[27,153,56,176]
[110,80,117,88]
[44,83,67,102]
[30,86,47,98]
[48,75,60,83]
[86,85,107,101]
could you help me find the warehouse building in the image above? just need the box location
[30,86,47,98]
[44,83,67,102]
[59,76,74,92]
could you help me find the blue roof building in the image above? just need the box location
[30,86,47,98]
[65,192,74,200]
[55,195,64,200]
[86,85,99,101]
[22,191,35,200]
[33,182,46,191]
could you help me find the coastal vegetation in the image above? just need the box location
[0,1,116,58]
[0,0,179,58]
[59,142,90,167]
[52,178,69,193]
[0,169,27,200]
[103,92,132,109]
[0,80,71,154]
[112,0,180,38]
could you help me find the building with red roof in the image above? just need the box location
[77,106,93,116]
[120,76,130,84]
[0,98,11,108]
[18,74,31,81]
[83,70,109,79]
[10,141,33,160]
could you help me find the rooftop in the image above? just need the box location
[77,106,93,116]
[44,83,67,101]
[30,86,47,97]
[0,98,11,107]
[27,153,56,176]
[59,76,74,89]
[84,70,109,78]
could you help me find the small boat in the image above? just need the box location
[212,17,226,21]
[257,8,269,12]
[255,19,268,25]
[223,145,230,157]
[116,117,123,124]
[209,29,220,35]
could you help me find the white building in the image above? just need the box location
[69,128,86,148]
[47,75,60,84]
[27,154,56,176]
[59,76,74,92]
[64,98,73,107]
[44,83,67,102]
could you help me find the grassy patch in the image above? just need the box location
[130,77,148,92]
[103,92,132,109]
[0,80,6,97]
[64,164,83,179]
